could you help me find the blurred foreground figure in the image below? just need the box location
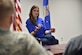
[0,0,53,55]
[63,35,82,55]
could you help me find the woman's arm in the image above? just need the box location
[30,28,39,35]
[31,24,41,35]
[45,28,55,34]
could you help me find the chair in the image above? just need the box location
[36,38,42,45]
[36,37,59,46]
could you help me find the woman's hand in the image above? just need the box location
[50,28,55,33]
[31,24,41,35]
[45,28,55,34]
[33,24,41,33]
[36,24,41,30]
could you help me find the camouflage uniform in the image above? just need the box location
[0,28,53,55]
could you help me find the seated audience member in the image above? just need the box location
[26,5,59,46]
[63,34,82,55]
[0,0,53,55]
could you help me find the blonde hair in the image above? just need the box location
[0,0,14,20]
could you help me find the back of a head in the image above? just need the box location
[0,0,14,20]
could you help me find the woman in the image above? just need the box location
[26,5,58,46]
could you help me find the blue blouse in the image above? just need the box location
[26,18,46,38]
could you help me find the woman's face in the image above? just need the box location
[32,7,39,19]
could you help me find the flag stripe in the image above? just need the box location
[18,14,22,23]
[13,0,22,31]
[17,23,22,31]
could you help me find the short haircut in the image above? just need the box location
[0,0,14,20]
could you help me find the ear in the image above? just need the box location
[10,14,15,24]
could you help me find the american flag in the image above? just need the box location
[13,0,22,31]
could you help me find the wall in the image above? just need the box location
[18,0,82,44]
[49,0,82,44]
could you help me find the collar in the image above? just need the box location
[0,28,10,34]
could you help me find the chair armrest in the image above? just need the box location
[36,38,42,44]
